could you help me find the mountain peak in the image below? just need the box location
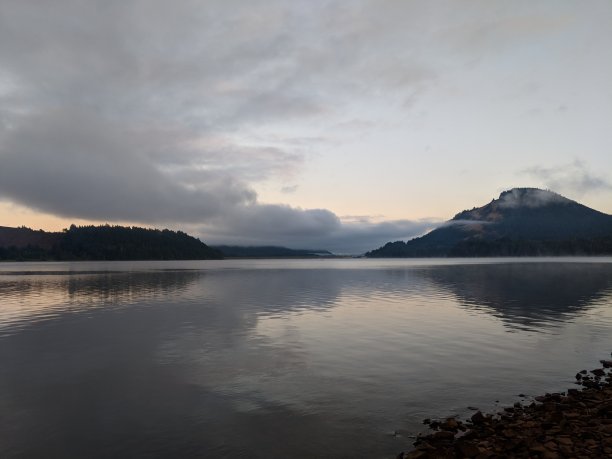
[366,187,612,257]
[452,188,574,222]
[496,188,572,209]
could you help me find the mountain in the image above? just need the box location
[366,188,612,257]
[0,224,223,261]
[213,245,333,258]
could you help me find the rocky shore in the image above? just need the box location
[398,356,612,458]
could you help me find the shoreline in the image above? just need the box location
[399,355,612,458]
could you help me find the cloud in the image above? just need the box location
[437,6,574,66]
[199,212,439,254]
[0,106,438,253]
[0,0,447,253]
[280,185,299,194]
[521,161,612,196]
[0,0,437,129]
[15,2,596,253]
[0,110,256,222]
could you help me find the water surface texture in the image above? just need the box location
[1,259,612,458]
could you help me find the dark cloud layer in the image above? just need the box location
[0,110,255,222]
[199,215,438,255]
[0,0,450,253]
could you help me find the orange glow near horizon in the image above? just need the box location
[0,202,137,232]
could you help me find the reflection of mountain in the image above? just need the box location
[416,262,612,329]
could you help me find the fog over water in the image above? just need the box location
[1,258,611,458]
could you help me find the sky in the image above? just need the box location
[0,0,611,254]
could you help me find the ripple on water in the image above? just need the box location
[1,259,612,458]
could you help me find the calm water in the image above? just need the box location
[1,258,612,458]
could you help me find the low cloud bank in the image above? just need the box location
[0,111,257,222]
[0,110,438,254]
[199,213,438,254]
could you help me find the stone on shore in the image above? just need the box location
[397,357,612,458]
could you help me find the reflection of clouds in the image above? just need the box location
[4,261,612,458]
[0,265,369,458]
[0,266,348,394]
[155,269,345,379]
[416,262,612,330]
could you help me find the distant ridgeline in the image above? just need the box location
[366,188,612,257]
[213,245,333,258]
[0,224,223,261]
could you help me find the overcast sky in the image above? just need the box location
[1,1,611,253]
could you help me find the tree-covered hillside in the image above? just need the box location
[366,188,612,257]
[0,225,223,261]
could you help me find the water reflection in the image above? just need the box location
[0,266,354,458]
[415,262,612,330]
[1,260,612,458]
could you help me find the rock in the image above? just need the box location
[414,440,436,451]
[455,440,480,457]
[557,436,572,446]
[530,444,547,454]
[431,430,454,442]
[471,411,486,424]
[399,355,612,459]
[440,418,459,431]
[403,450,427,459]
[544,441,557,450]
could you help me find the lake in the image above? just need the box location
[1,258,611,458]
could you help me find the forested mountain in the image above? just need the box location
[366,188,612,257]
[0,225,223,260]
[214,245,333,258]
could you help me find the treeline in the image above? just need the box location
[214,245,332,258]
[0,245,51,261]
[366,236,612,258]
[0,225,223,261]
